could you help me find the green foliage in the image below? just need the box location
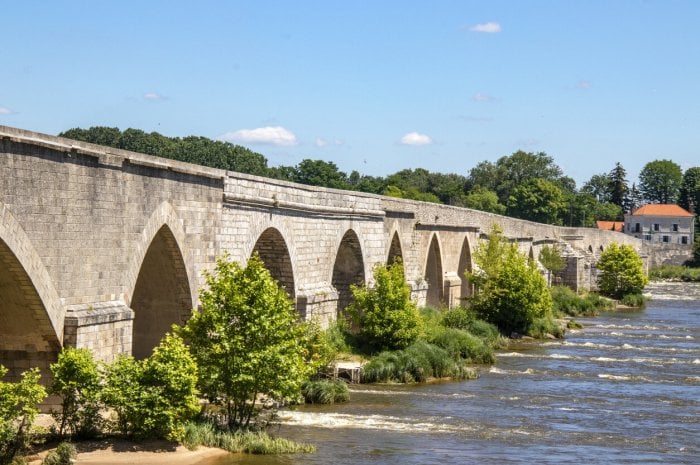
[620,293,649,308]
[507,178,567,224]
[347,261,420,352]
[429,328,495,364]
[596,243,649,299]
[0,367,47,465]
[527,318,565,339]
[463,187,506,214]
[291,159,352,190]
[638,159,683,204]
[178,254,313,429]
[440,307,504,348]
[468,226,554,336]
[301,380,350,404]
[49,347,103,438]
[608,162,629,211]
[182,421,315,454]
[538,245,566,284]
[551,286,614,317]
[102,334,199,441]
[679,167,700,213]
[649,265,700,282]
[360,341,476,383]
[41,442,77,465]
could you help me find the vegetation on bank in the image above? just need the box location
[551,286,615,317]
[649,265,700,282]
[596,243,648,307]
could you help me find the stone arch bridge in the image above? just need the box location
[0,126,673,381]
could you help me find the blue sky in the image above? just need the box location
[2,1,699,185]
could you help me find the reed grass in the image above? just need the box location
[181,422,315,454]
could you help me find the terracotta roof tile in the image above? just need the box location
[630,204,694,217]
[596,221,624,232]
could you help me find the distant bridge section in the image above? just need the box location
[0,125,686,382]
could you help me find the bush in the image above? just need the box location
[551,286,614,317]
[620,293,649,308]
[42,442,77,465]
[182,422,315,454]
[527,317,565,339]
[301,380,349,404]
[649,265,700,282]
[468,226,553,336]
[347,261,420,352]
[597,243,648,299]
[49,347,103,439]
[361,342,476,383]
[0,366,47,465]
[429,328,495,364]
[102,333,199,441]
[441,307,505,348]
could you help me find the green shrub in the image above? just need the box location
[348,261,420,352]
[324,321,352,355]
[301,380,349,404]
[527,317,564,339]
[418,307,444,341]
[0,366,47,465]
[441,306,475,330]
[429,328,495,364]
[551,286,614,317]
[567,320,584,329]
[441,307,505,348]
[597,243,648,299]
[182,422,315,454]
[49,347,103,439]
[620,293,649,307]
[41,442,77,465]
[102,333,199,441]
[649,265,700,282]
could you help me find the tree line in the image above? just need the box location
[60,127,700,226]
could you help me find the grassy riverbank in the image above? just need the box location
[649,265,700,282]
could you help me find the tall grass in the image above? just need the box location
[441,307,508,348]
[649,265,700,282]
[620,293,648,308]
[429,328,495,364]
[301,380,349,404]
[551,286,614,317]
[182,422,315,454]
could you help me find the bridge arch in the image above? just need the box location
[0,204,63,379]
[251,227,296,300]
[331,229,366,317]
[424,233,444,308]
[128,203,194,359]
[457,236,473,302]
[387,230,403,268]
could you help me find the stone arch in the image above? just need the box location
[332,229,365,317]
[129,203,193,360]
[251,227,296,300]
[424,233,444,308]
[588,245,593,253]
[457,236,473,302]
[529,246,535,263]
[387,231,403,268]
[0,205,62,380]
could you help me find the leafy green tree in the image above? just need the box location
[539,245,566,285]
[507,178,567,224]
[0,366,46,465]
[178,254,313,429]
[292,159,351,189]
[608,162,629,211]
[581,173,612,203]
[347,260,420,352]
[49,347,103,438]
[596,243,648,299]
[102,334,199,441]
[638,159,683,204]
[463,187,506,214]
[679,167,700,213]
[626,182,643,214]
[468,226,553,336]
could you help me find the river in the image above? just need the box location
[215,282,699,465]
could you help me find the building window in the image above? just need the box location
[662,235,670,243]
[635,223,641,233]
[673,223,679,232]
[682,236,689,245]
[644,234,652,241]
[654,223,660,231]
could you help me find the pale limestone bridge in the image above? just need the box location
[0,125,682,381]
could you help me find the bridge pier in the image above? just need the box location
[63,302,134,362]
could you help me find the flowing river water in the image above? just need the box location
[214,282,699,465]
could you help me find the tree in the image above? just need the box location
[347,260,420,352]
[292,159,351,190]
[468,226,553,336]
[581,173,612,203]
[463,187,506,214]
[638,159,683,204]
[596,243,648,299]
[608,162,629,211]
[0,367,46,465]
[626,183,643,213]
[679,167,700,213]
[507,178,567,224]
[49,347,103,438]
[538,245,566,285]
[178,254,314,429]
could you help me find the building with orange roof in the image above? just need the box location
[624,204,694,245]
[595,221,624,232]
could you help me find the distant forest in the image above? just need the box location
[60,127,700,228]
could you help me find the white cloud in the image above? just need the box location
[315,137,344,147]
[472,93,497,103]
[143,92,166,101]
[219,126,299,146]
[400,132,433,146]
[470,22,502,33]
[575,80,592,90]
[0,106,15,115]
